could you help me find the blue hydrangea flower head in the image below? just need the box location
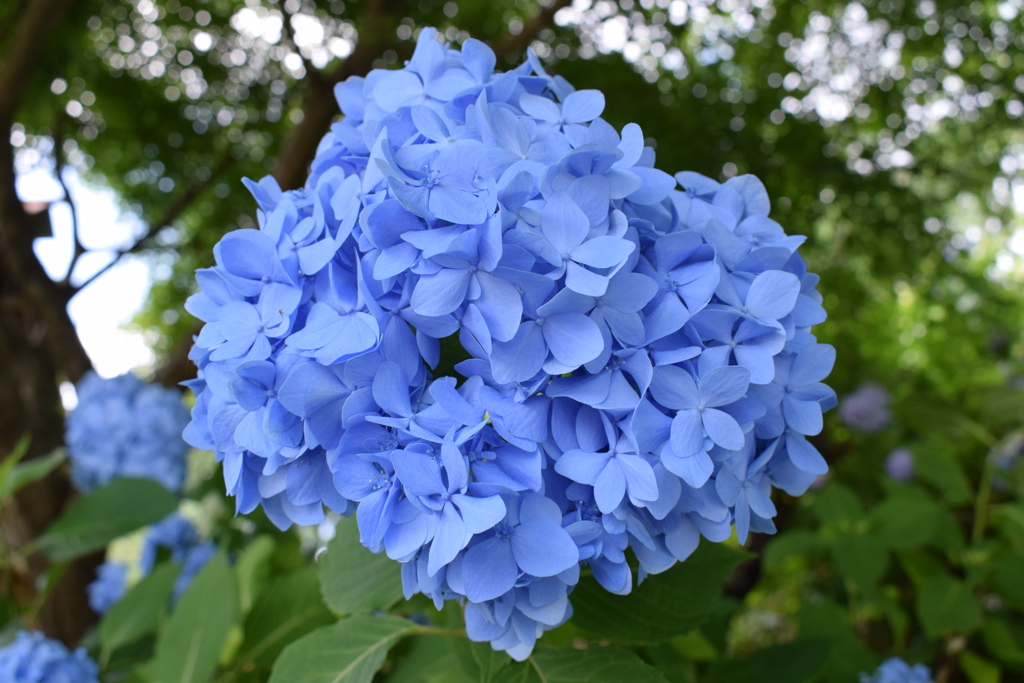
[0,631,99,683]
[87,513,215,614]
[885,447,914,482]
[66,371,191,493]
[87,560,128,614]
[838,382,892,434]
[860,657,934,683]
[185,27,835,659]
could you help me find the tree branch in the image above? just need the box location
[490,0,574,63]
[72,153,231,293]
[51,123,85,288]
[273,0,407,191]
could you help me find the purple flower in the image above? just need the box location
[839,382,892,434]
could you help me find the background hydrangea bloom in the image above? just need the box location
[185,28,834,659]
[66,371,190,493]
[838,382,892,434]
[860,657,934,683]
[87,513,215,614]
[0,630,99,683]
[885,447,914,482]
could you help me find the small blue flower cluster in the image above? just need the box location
[66,371,190,493]
[185,28,834,659]
[860,657,934,683]
[88,513,216,614]
[839,382,892,434]
[0,631,99,683]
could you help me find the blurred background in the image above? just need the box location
[1,0,1023,680]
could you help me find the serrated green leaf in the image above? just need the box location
[707,640,830,683]
[571,542,748,643]
[1,447,66,499]
[239,567,335,668]
[494,646,670,683]
[268,616,416,683]
[916,575,982,639]
[38,478,178,562]
[151,551,239,683]
[101,562,180,659]
[319,515,402,615]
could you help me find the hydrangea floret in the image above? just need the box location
[838,381,891,434]
[66,371,190,493]
[88,513,216,614]
[860,657,934,683]
[0,631,99,683]
[184,28,835,660]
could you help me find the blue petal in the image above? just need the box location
[428,503,469,575]
[541,312,603,368]
[669,410,704,457]
[745,270,800,320]
[412,268,473,317]
[512,521,578,576]
[702,408,745,451]
[463,536,518,601]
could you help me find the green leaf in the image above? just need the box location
[960,651,1001,683]
[268,616,415,683]
[990,554,1024,611]
[239,567,335,668]
[706,641,831,683]
[151,551,239,683]
[494,646,670,683]
[0,435,31,490]
[870,489,943,550]
[916,575,982,639]
[386,635,474,683]
[38,478,178,562]
[450,636,511,682]
[1,447,66,499]
[101,563,181,659]
[796,601,875,682]
[763,531,826,571]
[235,535,276,615]
[810,483,862,527]
[831,532,887,586]
[981,618,1024,666]
[570,542,748,643]
[914,449,973,505]
[319,516,402,615]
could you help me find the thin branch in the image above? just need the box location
[73,154,230,293]
[280,2,321,84]
[490,0,575,63]
[51,122,84,288]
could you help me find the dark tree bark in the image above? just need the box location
[0,0,101,645]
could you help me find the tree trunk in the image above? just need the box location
[0,0,99,645]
